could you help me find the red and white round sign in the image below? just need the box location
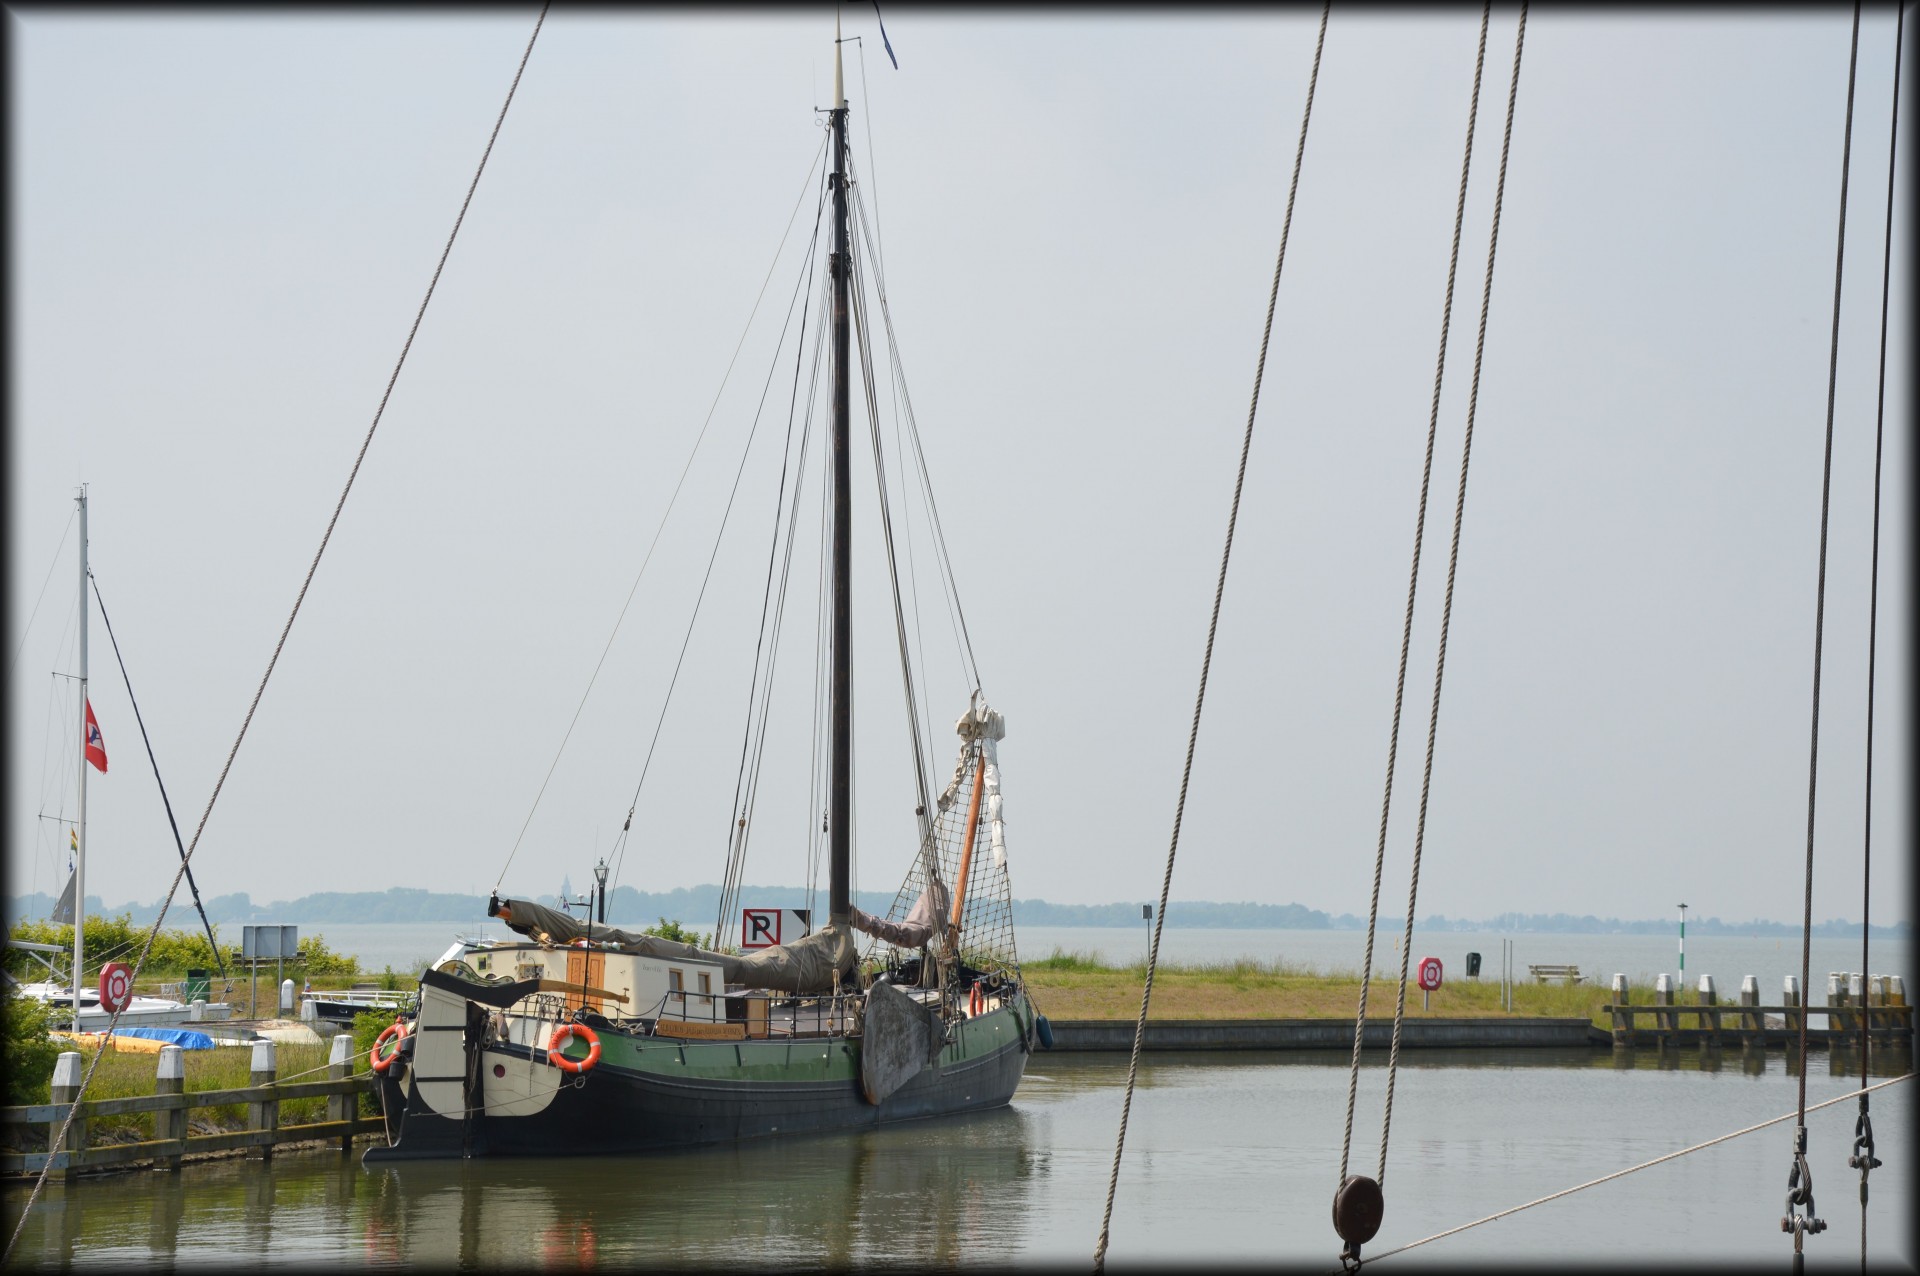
[1416,956,1443,992]
[99,962,134,1013]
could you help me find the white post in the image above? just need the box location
[1676,902,1686,993]
[280,979,295,1015]
[189,999,206,1022]
[156,1044,185,1169]
[72,487,89,1028]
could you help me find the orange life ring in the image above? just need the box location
[968,983,984,1017]
[548,1023,601,1074]
[370,1021,408,1073]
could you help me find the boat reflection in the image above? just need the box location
[357,1106,1042,1266]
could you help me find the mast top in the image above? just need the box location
[833,12,845,110]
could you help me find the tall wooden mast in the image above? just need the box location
[827,20,853,928]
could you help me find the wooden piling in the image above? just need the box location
[1783,975,1801,1038]
[155,1046,186,1171]
[49,1052,84,1183]
[1697,975,1721,1047]
[1654,974,1675,1038]
[1739,976,1760,1035]
[248,1039,278,1161]
[326,1032,356,1152]
[1610,974,1631,1046]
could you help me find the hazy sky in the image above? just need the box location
[8,7,1911,929]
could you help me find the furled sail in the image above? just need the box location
[489,895,856,994]
[848,877,950,948]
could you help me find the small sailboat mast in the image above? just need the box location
[828,19,853,929]
[72,485,90,1025]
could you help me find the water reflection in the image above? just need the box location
[346,1107,1043,1267]
[5,1050,1913,1269]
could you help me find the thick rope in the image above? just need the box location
[1,9,549,1263]
[1339,0,1490,1187]
[1346,1073,1912,1270]
[1376,3,1526,1189]
[1787,14,1860,1267]
[1091,7,1329,1270]
[1855,7,1901,1268]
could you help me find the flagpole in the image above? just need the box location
[73,485,88,1029]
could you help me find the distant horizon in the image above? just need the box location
[5,883,1909,938]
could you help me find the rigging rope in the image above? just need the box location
[88,574,228,990]
[1851,5,1901,1267]
[1338,0,1491,1196]
[1786,7,1860,1263]
[609,177,828,917]
[716,253,832,944]
[1346,1073,1913,1270]
[2,7,550,1262]
[496,133,828,894]
[1337,10,1525,1266]
[1091,7,1329,1270]
[9,508,74,680]
[1376,0,1525,1187]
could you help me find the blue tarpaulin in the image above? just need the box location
[111,1026,215,1050]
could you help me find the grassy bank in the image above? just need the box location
[1020,949,1652,1026]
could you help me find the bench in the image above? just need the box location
[1528,964,1582,985]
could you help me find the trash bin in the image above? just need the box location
[1465,952,1482,979]
[184,969,210,1004]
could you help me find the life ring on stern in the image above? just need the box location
[548,1023,601,1074]
[370,1021,409,1073]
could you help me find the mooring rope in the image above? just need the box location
[1853,7,1902,1268]
[1091,7,1329,1270]
[1338,0,1491,1190]
[2,8,550,1263]
[1344,1073,1913,1270]
[1786,9,1860,1266]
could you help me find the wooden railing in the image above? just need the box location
[1606,1002,1913,1045]
[2,1036,380,1179]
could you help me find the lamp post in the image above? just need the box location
[1677,902,1687,992]
[1142,903,1153,960]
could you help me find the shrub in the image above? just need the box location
[3,994,64,1105]
[643,917,713,950]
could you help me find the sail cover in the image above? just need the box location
[489,896,856,994]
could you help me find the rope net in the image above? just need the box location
[863,717,1020,978]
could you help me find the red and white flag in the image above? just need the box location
[84,699,108,773]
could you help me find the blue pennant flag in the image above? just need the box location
[873,3,898,69]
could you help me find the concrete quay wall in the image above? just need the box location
[1045,1017,1607,1052]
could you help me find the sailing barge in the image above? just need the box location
[365,26,1042,1162]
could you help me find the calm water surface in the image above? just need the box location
[6,1047,1911,1268]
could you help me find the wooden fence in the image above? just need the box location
[2,1035,381,1179]
[1605,972,1913,1048]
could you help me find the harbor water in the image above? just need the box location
[4,1046,1911,1267]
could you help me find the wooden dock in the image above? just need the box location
[2,1036,380,1180]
